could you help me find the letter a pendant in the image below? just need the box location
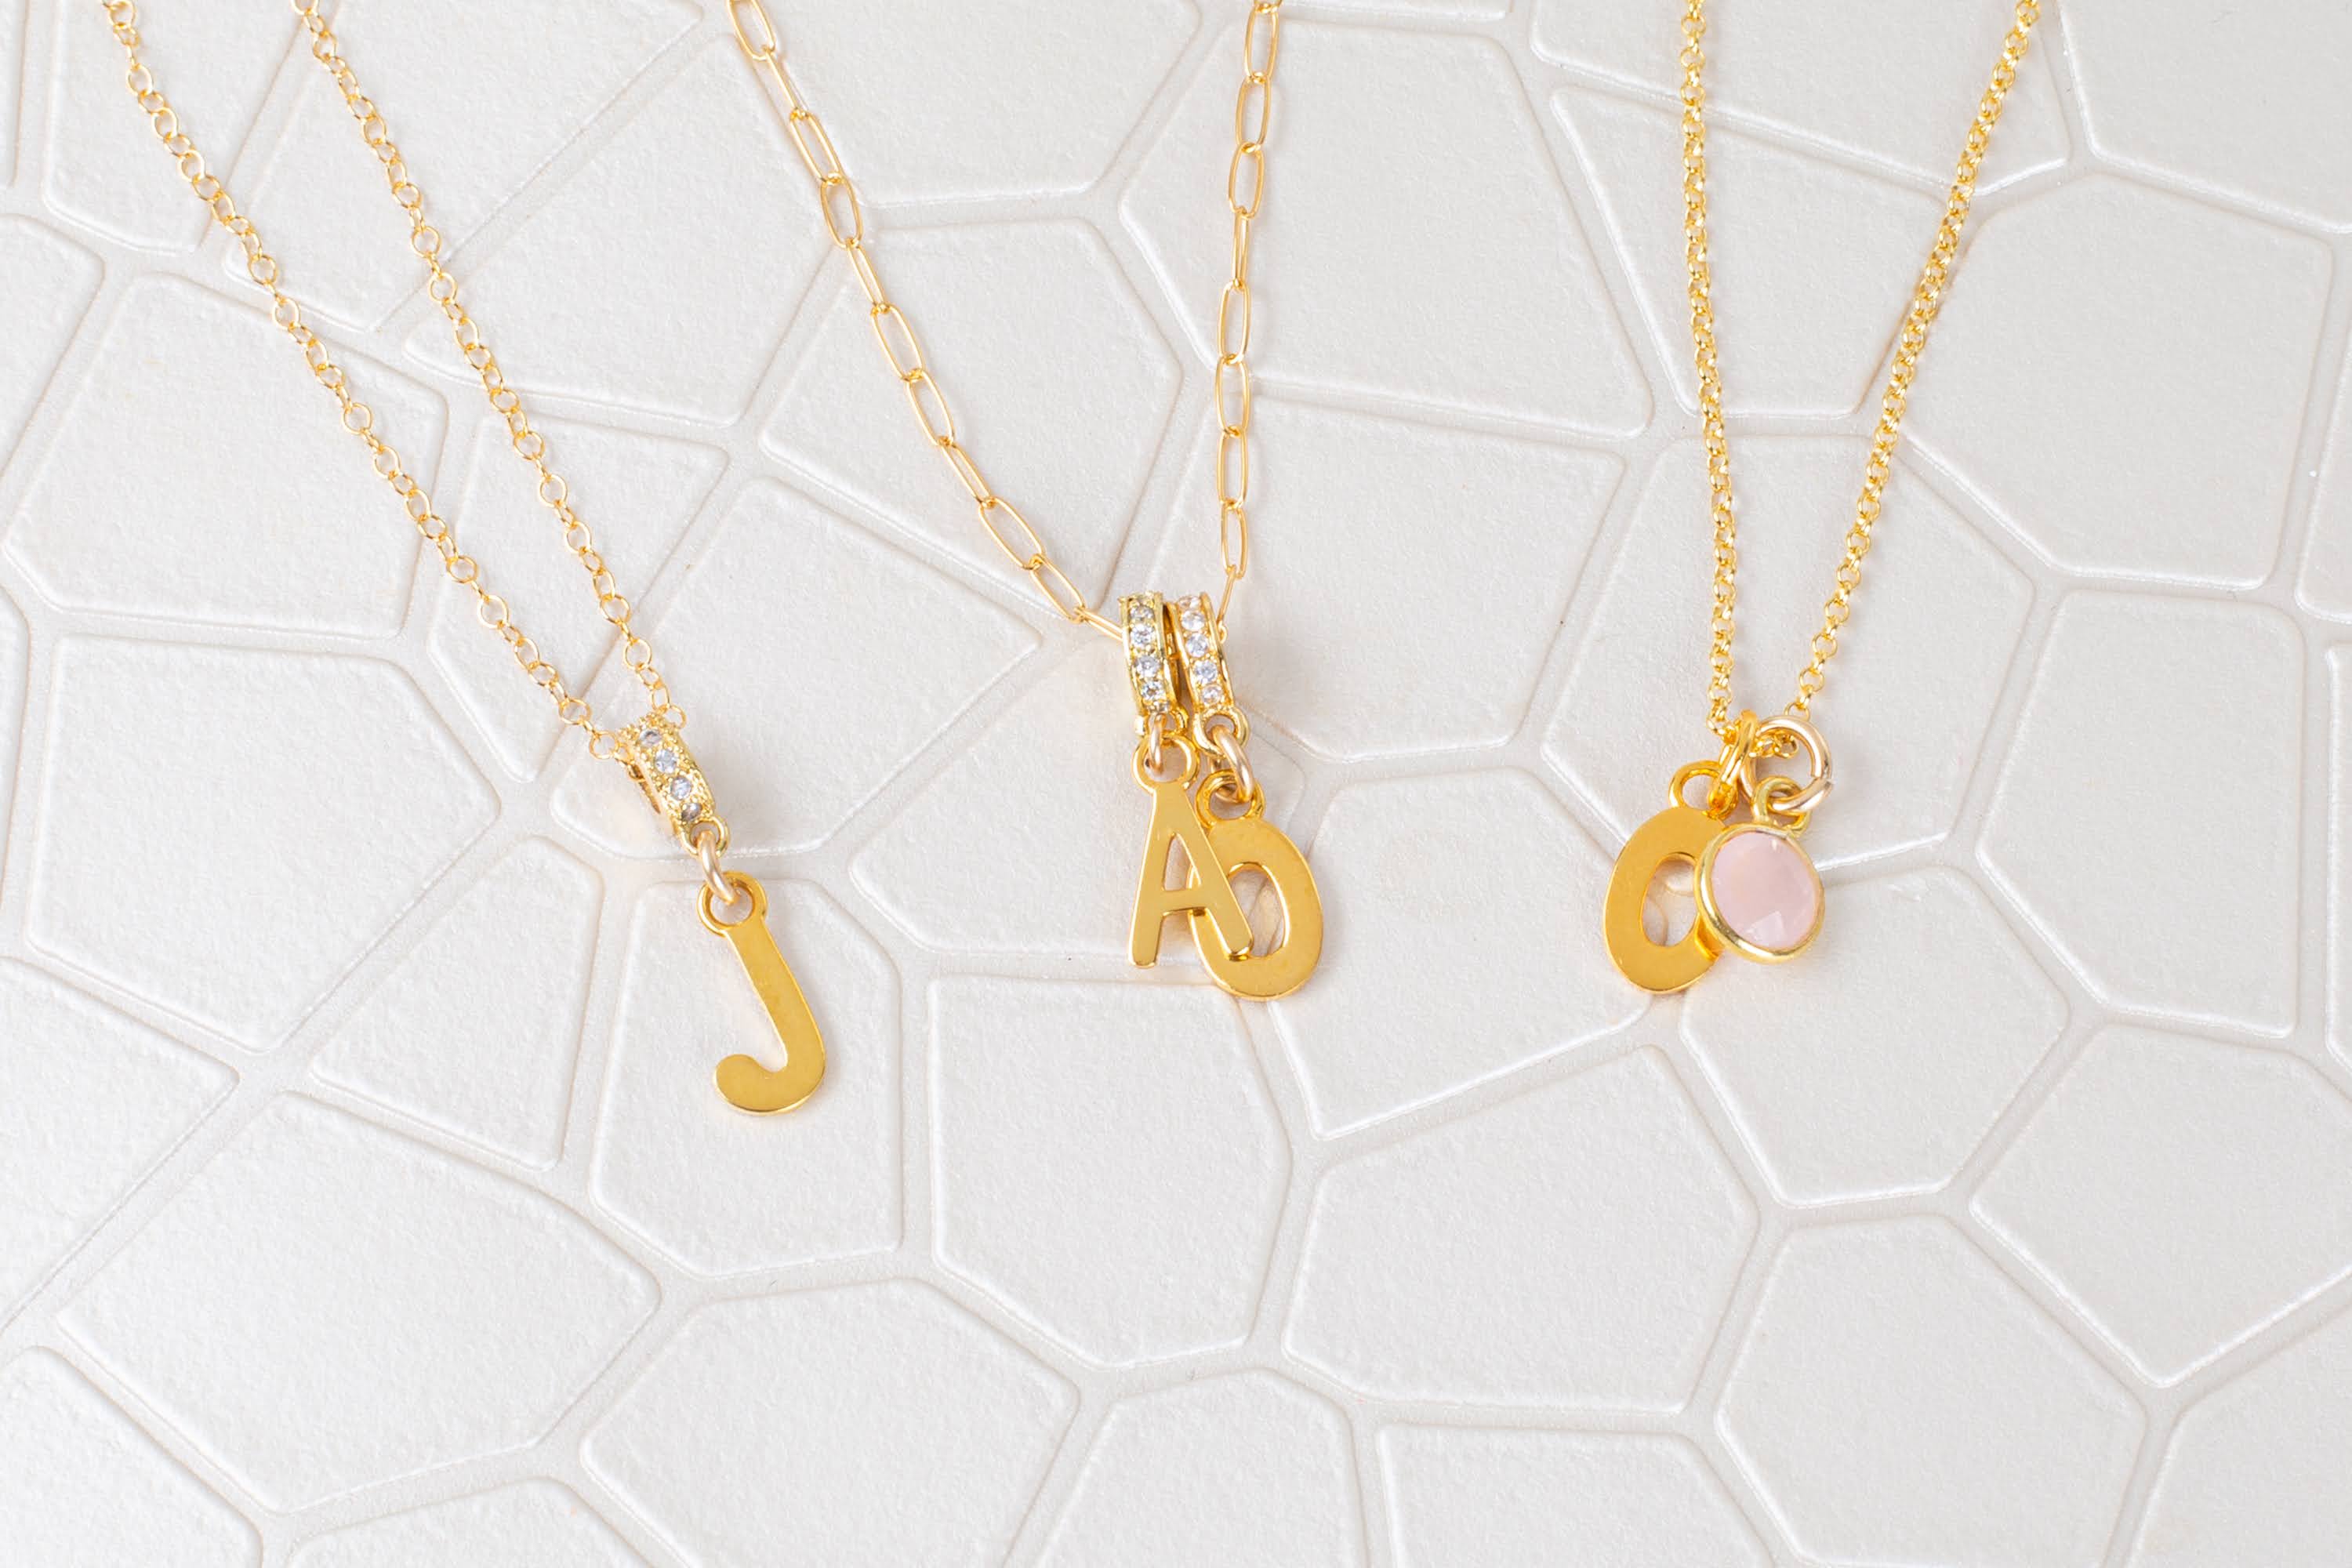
[1120,592,1323,1000]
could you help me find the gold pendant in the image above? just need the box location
[1603,713,1831,994]
[700,871,828,1114]
[1129,775,1323,1000]
[1121,590,1322,1000]
[622,718,826,1112]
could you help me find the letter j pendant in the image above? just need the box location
[1121,592,1323,1000]
[1603,711,1832,993]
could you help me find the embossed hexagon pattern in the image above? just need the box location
[313,839,601,1170]
[0,590,28,894]
[2066,0,2352,230]
[429,415,724,780]
[0,1351,257,1567]
[1980,594,2303,1036]
[403,41,831,425]
[1548,438,2031,869]
[44,0,287,250]
[27,639,497,1049]
[2303,354,2352,622]
[291,1480,644,1568]
[9,278,441,636]
[1719,1218,2142,1567]
[1312,0,1505,15]
[584,1282,1074,1568]
[1148,403,1622,760]
[1683,869,2067,1205]
[1038,1374,1361,1568]
[1289,1050,1755,1408]
[0,961,232,1316]
[0,0,23,175]
[1530,0,2069,188]
[1123,16,1648,435]
[1379,1427,1769,1568]
[1976,1028,2352,1385]
[757,0,1193,204]
[1910,179,2330,587]
[592,881,899,1276]
[1559,91,1943,417]
[230,0,698,329]
[1271,770,1643,1136]
[63,1097,657,1511]
[2130,1307,2352,1566]
[763,220,1179,610]
[4,3,2346,1560]
[550,481,1034,858]
[0,216,101,472]
[931,977,1286,1366]
[2334,650,2352,1070]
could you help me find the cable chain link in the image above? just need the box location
[99,0,681,765]
[1679,0,2040,744]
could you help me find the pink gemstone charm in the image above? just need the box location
[1697,823,1823,962]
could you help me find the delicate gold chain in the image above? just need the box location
[1212,2,1283,625]
[99,0,675,761]
[728,0,1285,636]
[1680,0,2039,742]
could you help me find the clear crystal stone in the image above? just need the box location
[1199,683,1225,706]
[1180,607,1207,633]
[1133,655,1163,680]
[666,775,696,803]
[679,800,702,822]
[1183,633,1211,659]
[1140,678,1167,702]
[1127,623,1156,649]
[652,748,681,774]
[639,727,664,750]
[1192,660,1218,687]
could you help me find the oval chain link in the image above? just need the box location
[1680,0,2040,744]
[98,0,677,762]
[730,0,1284,638]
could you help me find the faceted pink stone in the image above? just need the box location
[1708,829,1820,954]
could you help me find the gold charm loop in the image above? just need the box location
[1741,713,1833,821]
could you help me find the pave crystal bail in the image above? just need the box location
[619,713,721,844]
[1121,592,1181,731]
[1169,591,1235,724]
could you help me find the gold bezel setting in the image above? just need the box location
[1693,820,1822,964]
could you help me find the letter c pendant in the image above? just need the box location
[1606,719,1832,993]
[1603,803,1726,993]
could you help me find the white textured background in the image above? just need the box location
[0,1,2347,1563]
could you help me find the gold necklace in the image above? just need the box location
[99,0,827,1113]
[1603,0,2042,993]
[729,0,1322,999]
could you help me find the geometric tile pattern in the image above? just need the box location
[2,3,2345,1562]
